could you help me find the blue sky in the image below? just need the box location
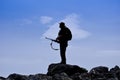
[0,0,120,77]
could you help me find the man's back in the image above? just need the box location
[58,27,72,42]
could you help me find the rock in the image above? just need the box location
[52,72,72,80]
[47,63,88,76]
[70,73,81,80]
[7,73,28,80]
[29,74,52,80]
[110,65,120,80]
[0,77,6,80]
[89,66,109,79]
[0,64,119,80]
[110,65,119,73]
[7,73,52,80]
[90,66,109,74]
[116,70,120,80]
[70,73,90,80]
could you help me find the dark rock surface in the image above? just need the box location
[47,63,88,76]
[0,63,120,80]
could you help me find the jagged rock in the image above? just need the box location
[7,73,28,80]
[1,64,119,80]
[52,72,72,80]
[70,73,90,80]
[6,73,52,80]
[47,63,88,76]
[90,66,109,74]
[110,65,120,80]
[116,70,120,80]
[70,73,81,80]
[89,66,109,79]
[29,74,52,80]
[0,77,6,80]
[110,65,119,72]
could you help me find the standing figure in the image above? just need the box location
[56,22,72,64]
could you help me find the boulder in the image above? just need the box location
[0,77,6,80]
[110,65,119,73]
[7,73,28,80]
[47,63,88,76]
[110,65,120,80]
[89,66,109,79]
[90,66,109,74]
[7,73,52,80]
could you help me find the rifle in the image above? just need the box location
[45,37,59,50]
[45,37,56,42]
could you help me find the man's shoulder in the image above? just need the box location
[65,27,71,32]
[65,27,70,30]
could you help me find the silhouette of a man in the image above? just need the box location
[56,22,72,64]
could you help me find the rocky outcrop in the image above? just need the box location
[47,63,88,76]
[0,63,120,80]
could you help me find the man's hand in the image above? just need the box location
[54,39,60,43]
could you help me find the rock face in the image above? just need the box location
[0,63,120,80]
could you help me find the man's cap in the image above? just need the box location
[59,22,65,26]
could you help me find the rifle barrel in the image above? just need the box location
[45,37,55,41]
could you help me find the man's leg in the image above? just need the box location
[60,43,67,64]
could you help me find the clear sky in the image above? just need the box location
[0,0,120,77]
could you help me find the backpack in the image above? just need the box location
[66,28,72,41]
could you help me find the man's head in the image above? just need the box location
[59,22,65,29]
